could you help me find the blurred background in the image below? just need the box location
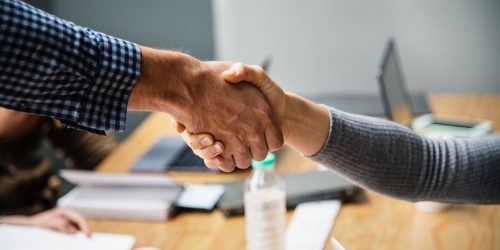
[25,0,500,140]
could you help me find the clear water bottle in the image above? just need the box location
[244,153,286,250]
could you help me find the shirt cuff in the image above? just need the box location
[307,105,335,161]
[73,31,141,133]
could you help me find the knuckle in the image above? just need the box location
[247,131,262,143]
[252,65,265,74]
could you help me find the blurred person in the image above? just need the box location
[177,63,500,204]
[0,108,116,215]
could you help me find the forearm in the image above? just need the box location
[129,47,193,114]
[0,0,140,133]
[309,107,500,203]
[128,46,214,125]
[284,93,330,156]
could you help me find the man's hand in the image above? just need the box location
[173,62,288,169]
[129,47,284,171]
[223,63,288,136]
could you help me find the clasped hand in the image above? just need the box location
[174,63,288,172]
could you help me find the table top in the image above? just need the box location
[89,93,500,250]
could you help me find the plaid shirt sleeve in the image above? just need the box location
[0,0,141,134]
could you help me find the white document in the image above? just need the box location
[59,170,182,221]
[286,200,342,250]
[61,169,179,188]
[176,184,225,210]
[0,224,135,250]
[331,237,346,250]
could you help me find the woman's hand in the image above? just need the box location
[222,63,331,157]
[2,207,91,237]
[223,63,288,137]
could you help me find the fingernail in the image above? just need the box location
[210,145,222,154]
[201,137,211,146]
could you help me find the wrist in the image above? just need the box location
[283,92,301,141]
[283,92,330,156]
[129,46,202,117]
[2,215,31,226]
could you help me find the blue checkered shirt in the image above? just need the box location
[0,0,141,134]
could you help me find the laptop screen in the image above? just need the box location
[377,40,414,125]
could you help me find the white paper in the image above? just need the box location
[0,224,135,250]
[286,200,341,250]
[58,185,181,221]
[61,170,179,188]
[176,184,225,210]
[331,237,346,250]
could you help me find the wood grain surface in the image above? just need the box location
[88,93,500,250]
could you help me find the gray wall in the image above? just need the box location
[214,0,500,96]
[51,0,214,60]
[41,0,216,139]
[31,0,500,96]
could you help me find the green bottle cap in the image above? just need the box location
[251,153,276,169]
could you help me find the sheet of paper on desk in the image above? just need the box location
[0,224,135,250]
[286,200,341,250]
[61,169,179,188]
[176,184,225,210]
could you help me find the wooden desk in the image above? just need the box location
[89,93,500,250]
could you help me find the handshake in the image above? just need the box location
[172,62,288,172]
[128,47,330,172]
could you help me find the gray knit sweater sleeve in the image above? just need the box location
[310,107,500,204]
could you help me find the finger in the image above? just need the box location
[223,63,272,90]
[265,123,284,152]
[222,62,246,82]
[59,208,91,237]
[249,136,268,161]
[204,153,236,172]
[181,131,215,150]
[65,223,79,234]
[195,141,224,159]
[216,152,237,172]
[218,160,237,172]
[204,157,222,169]
[171,118,186,133]
[219,165,236,172]
[49,218,69,233]
[233,148,252,170]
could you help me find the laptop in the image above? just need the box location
[129,136,218,173]
[377,39,491,137]
[216,171,362,217]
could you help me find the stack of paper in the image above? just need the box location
[0,224,135,250]
[58,170,182,221]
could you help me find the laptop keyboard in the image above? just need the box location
[130,136,219,173]
[167,147,211,172]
